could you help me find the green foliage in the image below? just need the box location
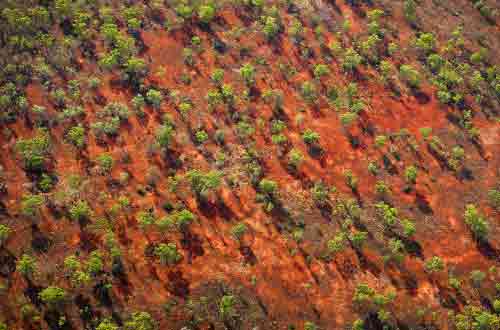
[313,64,330,79]
[97,154,114,173]
[342,48,363,72]
[137,211,156,229]
[154,243,181,265]
[343,169,358,190]
[158,209,195,232]
[186,170,222,197]
[288,149,304,169]
[0,224,10,246]
[300,81,317,103]
[414,33,436,54]
[353,283,375,304]
[470,270,486,287]
[16,130,51,171]
[219,295,236,318]
[146,89,163,109]
[399,64,421,88]
[66,125,86,148]
[464,204,489,240]
[86,251,104,275]
[39,286,66,306]
[304,322,318,330]
[231,222,248,241]
[259,179,278,195]
[402,219,416,237]
[404,165,418,184]
[240,63,256,86]
[198,4,216,23]
[375,202,398,227]
[424,256,444,273]
[487,189,500,211]
[124,312,156,330]
[302,129,320,145]
[17,254,37,277]
[327,233,346,254]
[262,16,280,40]
[404,0,417,23]
[96,319,119,330]
[21,194,44,218]
[195,130,209,144]
[156,124,174,148]
[455,305,500,330]
[69,200,92,222]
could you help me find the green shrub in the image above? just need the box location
[424,256,444,273]
[97,154,114,174]
[399,65,421,88]
[198,4,216,23]
[231,222,248,241]
[124,312,156,330]
[487,189,500,210]
[288,149,304,170]
[86,251,104,275]
[154,243,181,265]
[327,233,346,254]
[240,63,256,86]
[342,48,362,72]
[404,165,418,184]
[69,200,92,222]
[470,270,486,287]
[146,89,163,109]
[375,202,398,227]
[66,125,86,148]
[16,131,51,171]
[96,318,119,330]
[313,64,330,79]
[0,224,10,246]
[219,295,236,318]
[39,286,66,306]
[17,254,37,277]
[156,124,174,148]
[195,130,209,144]
[464,204,489,240]
[186,170,222,198]
[414,33,436,54]
[21,194,44,218]
[300,81,317,103]
[302,129,320,145]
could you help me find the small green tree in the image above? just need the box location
[399,65,421,88]
[21,194,44,218]
[302,129,320,146]
[198,4,216,23]
[231,222,248,241]
[154,243,181,265]
[240,63,256,86]
[0,224,10,246]
[66,125,86,148]
[219,295,236,319]
[124,312,156,330]
[424,256,444,273]
[146,89,163,109]
[96,318,119,330]
[69,200,92,222]
[17,254,37,278]
[39,286,66,307]
[404,165,418,184]
[464,204,489,240]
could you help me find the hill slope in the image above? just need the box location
[0,0,499,330]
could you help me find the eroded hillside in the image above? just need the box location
[0,0,499,330]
